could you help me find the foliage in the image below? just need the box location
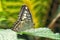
[0,28,60,40]
[0,29,17,40]
[18,28,60,40]
[0,0,60,40]
[0,0,3,12]
[0,0,53,28]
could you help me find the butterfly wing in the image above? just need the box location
[12,5,34,32]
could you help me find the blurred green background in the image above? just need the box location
[0,0,53,29]
[0,0,59,29]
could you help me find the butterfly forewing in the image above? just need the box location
[12,5,34,32]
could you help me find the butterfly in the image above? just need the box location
[12,5,34,32]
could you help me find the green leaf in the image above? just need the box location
[0,17,6,22]
[18,39,26,40]
[18,28,60,40]
[0,29,17,40]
